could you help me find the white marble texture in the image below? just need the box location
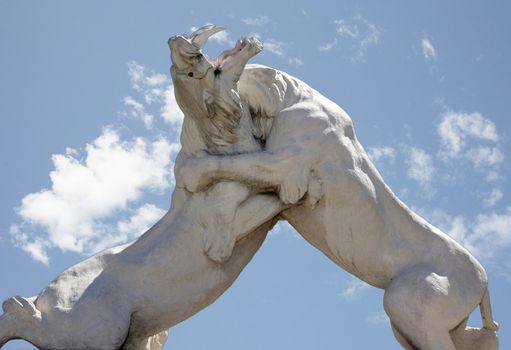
[0,25,499,350]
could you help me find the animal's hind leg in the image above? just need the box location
[384,267,465,350]
[0,312,17,347]
[390,322,416,350]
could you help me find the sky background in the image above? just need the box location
[1,1,510,349]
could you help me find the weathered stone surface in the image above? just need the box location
[0,25,498,350]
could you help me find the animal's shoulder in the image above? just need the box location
[242,64,283,86]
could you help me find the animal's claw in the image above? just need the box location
[279,168,309,205]
[203,230,235,264]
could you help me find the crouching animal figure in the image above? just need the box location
[0,25,284,350]
[177,25,500,350]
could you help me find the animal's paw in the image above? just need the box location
[278,167,310,205]
[177,157,216,193]
[245,37,263,55]
[203,230,236,264]
[2,296,41,321]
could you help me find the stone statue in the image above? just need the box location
[0,26,283,350]
[0,24,499,350]
[175,25,499,350]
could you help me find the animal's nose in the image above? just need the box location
[168,36,177,49]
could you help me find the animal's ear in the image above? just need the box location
[190,25,225,48]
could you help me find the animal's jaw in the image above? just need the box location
[213,36,262,84]
[215,37,263,69]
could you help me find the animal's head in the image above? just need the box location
[168,25,262,149]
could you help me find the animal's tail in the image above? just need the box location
[451,288,499,350]
[480,288,499,331]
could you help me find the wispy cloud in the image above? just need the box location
[10,128,178,263]
[128,61,167,104]
[335,19,359,38]
[421,35,437,61]
[418,207,511,261]
[437,111,502,174]
[123,96,154,129]
[288,57,304,67]
[250,33,303,68]
[264,38,286,56]
[242,16,270,26]
[339,278,370,301]
[405,147,435,187]
[318,38,338,52]
[320,15,382,60]
[482,188,503,208]
[127,61,184,126]
[367,146,396,164]
[11,62,183,264]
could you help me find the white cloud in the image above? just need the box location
[249,33,303,67]
[126,61,184,126]
[421,35,437,61]
[318,38,338,52]
[418,207,511,260]
[405,147,435,187]
[471,208,511,257]
[10,61,185,265]
[242,16,269,26]
[287,57,304,67]
[123,96,154,129]
[334,19,359,38]
[117,203,165,237]
[161,85,184,126]
[10,224,49,265]
[438,111,498,157]
[367,146,396,163]
[210,30,232,45]
[359,19,381,50]
[264,38,285,56]
[437,111,502,171]
[482,188,503,207]
[11,128,179,262]
[339,278,370,301]
[92,203,167,253]
[324,15,381,59]
[465,146,503,168]
[128,61,168,104]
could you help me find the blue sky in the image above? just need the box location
[1,1,510,349]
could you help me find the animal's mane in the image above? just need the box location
[239,64,289,141]
[178,64,291,156]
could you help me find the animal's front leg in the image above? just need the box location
[178,151,311,205]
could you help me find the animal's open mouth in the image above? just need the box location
[215,38,250,68]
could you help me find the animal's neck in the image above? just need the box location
[180,101,262,157]
[208,101,262,155]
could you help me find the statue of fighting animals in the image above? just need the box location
[0,25,284,350]
[176,25,500,350]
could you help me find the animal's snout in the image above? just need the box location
[168,36,179,49]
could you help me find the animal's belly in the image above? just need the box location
[282,170,437,288]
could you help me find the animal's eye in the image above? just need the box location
[188,72,194,77]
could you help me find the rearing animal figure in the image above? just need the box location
[178,25,500,350]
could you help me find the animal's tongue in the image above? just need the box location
[215,39,244,67]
